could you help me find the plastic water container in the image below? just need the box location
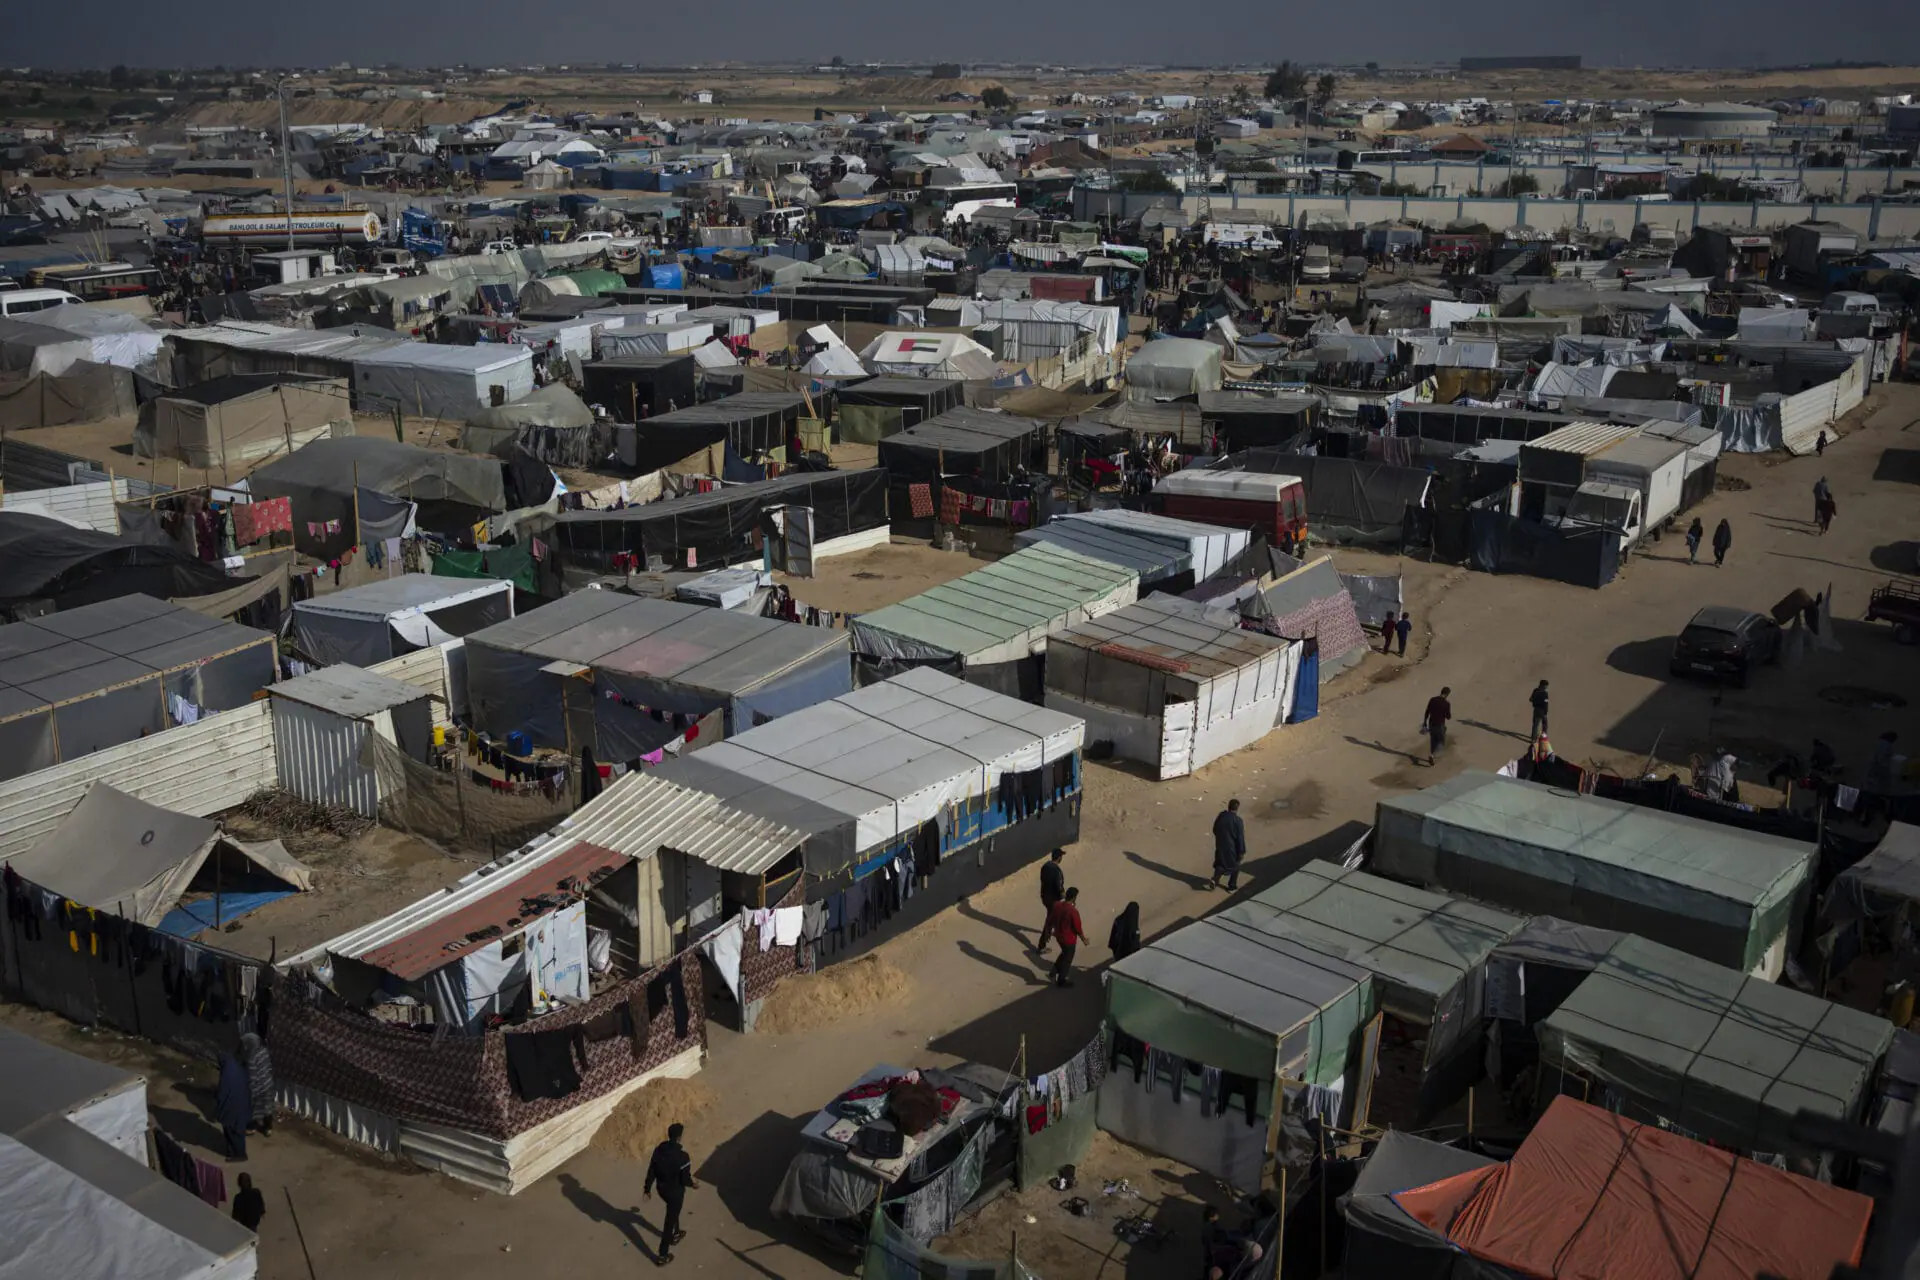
[507,731,531,757]
[432,726,447,747]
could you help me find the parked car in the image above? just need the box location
[1669,606,1781,685]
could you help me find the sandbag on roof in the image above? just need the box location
[2,783,310,927]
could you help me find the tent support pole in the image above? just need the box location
[352,462,362,550]
[118,898,142,1036]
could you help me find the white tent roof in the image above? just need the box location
[1155,469,1303,501]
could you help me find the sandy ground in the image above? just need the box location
[5,381,1920,1278]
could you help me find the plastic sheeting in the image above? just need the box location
[1125,337,1223,401]
[1340,573,1403,629]
[0,361,136,430]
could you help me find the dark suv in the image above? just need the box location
[1670,606,1781,686]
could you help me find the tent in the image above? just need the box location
[464,589,851,758]
[1,304,163,373]
[2,783,310,929]
[1230,454,1432,545]
[1062,509,1249,583]
[349,342,534,419]
[1391,1096,1873,1280]
[459,384,598,463]
[1044,595,1300,778]
[1341,1132,1496,1280]
[836,375,964,430]
[875,406,1047,485]
[1124,337,1223,401]
[1539,933,1892,1157]
[247,436,507,558]
[1237,862,1523,1117]
[623,392,806,474]
[1102,891,1373,1189]
[1373,770,1815,978]
[1198,389,1318,452]
[1825,821,1920,935]
[0,360,136,430]
[1243,556,1369,680]
[291,573,515,667]
[0,1027,258,1280]
[581,354,697,422]
[0,595,276,782]
[134,373,346,471]
[597,323,710,359]
[658,666,1082,885]
[0,511,242,618]
[1016,518,1193,590]
[849,543,1139,698]
[857,331,997,381]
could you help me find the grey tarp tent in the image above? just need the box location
[1373,770,1815,978]
[1102,897,1373,1190]
[291,573,514,667]
[246,436,507,558]
[134,373,347,471]
[0,595,276,781]
[349,341,534,419]
[1538,933,1893,1158]
[1825,822,1920,928]
[1341,1131,1497,1280]
[0,360,135,430]
[1,783,310,927]
[463,589,852,759]
[1124,337,1224,401]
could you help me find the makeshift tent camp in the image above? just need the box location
[459,384,599,465]
[247,436,507,558]
[836,375,964,431]
[875,407,1048,486]
[1044,595,1300,778]
[1124,337,1223,401]
[0,511,241,619]
[270,664,436,818]
[291,573,514,667]
[1102,895,1373,1189]
[1341,1132,1496,1280]
[1373,770,1815,978]
[1015,518,1193,590]
[1199,389,1318,452]
[849,543,1139,699]
[136,372,347,473]
[1391,1096,1874,1280]
[0,360,136,430]
[1478,915,1626,1086]
[550,468,888,570]
[1539,934,1892,1158]
[658,666,1083,892]
[1227,454,1432,545]
[0,1028,258,1280]
[624,392,806,473]
[857,331,997,380]
[0,595,276,781]
[2,782,310,929]
[349,342,534,419]
[0,304,162,373]
[1241,862,1523,1118]
[580,353,697,422]
[1243,556,1369,680]
[464,589,851,757]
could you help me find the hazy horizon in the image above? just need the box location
[11,2,1920,75]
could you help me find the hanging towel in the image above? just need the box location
[772,906,804,947]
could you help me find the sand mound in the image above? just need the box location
[753,955,912,1036]
[591,1076,719,1163]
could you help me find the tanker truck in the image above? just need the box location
[201,209,383,246]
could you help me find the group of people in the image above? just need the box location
[1378,611,1413,656]
[1683,517,1735,567]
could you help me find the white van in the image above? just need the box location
[1300,245,1333,282]
[0,288,84,317]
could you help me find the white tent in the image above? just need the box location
[857,331,998,380]
[291,573,515,667]
[350,343,534,418]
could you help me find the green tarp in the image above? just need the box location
[1539,933,1893,1157]
[432,544,536,593]
[836,403,903,445]
[1017,1086,1097,1190]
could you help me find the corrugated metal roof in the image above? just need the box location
[1052,595,1289,680]
[1524,421,1637,457]
[355,840,627,981]
[555,770,804,875]
[270,664,428,718]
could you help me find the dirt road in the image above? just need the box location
[6,384,1919,1279]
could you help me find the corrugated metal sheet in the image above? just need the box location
[556,771,804,876]
[0,478,128,533]
[0,700,275,861]
[1524,421,1636,457]
[272,696,378,817]
[368,644,454,731]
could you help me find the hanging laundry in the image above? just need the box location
[909,484,934,518]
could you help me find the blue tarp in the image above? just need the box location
[648,264,684,289]
[157,890,297,938]
[1291,648,1320,721]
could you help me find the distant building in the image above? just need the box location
[1429,133,1491,158]
[1460,55,1581,71]
[1649,102,1777,140]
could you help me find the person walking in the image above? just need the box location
[240,1032,275,1138]
[1380,610,1397,654]
[1395,612,1412,657]
[1045,888,1086,988]
[1813,476,1831,525]
[231,1173,266,1232]
[1685,517,1703,564]
[215,1050,251,1161]
[1421,687,1452,766]
[1817,492,1837,535]
[643,1122,698,1265]
[1210,799,1246,891]
[1529,680,1550,743]
[1816,430,1828,456]
[1108,901,1142,963]
[1711,519,1732,567]
[1036,848,1066,955]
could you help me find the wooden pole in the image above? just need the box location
[352,461,362,550]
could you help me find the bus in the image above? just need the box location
[27,261,161,301]
[919,183,1018,228]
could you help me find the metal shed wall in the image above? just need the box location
[368,643,457,732]
[272,697,388,817]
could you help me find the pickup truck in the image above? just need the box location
[1867,579,1920,644]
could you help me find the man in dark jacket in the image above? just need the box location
[231,1173,266,1232]
[643,1122,698,1265]
[1211,799,1246,891]
[1036,848,1066,955]
[1422,687,1452,766]
[1529,680,1550,743]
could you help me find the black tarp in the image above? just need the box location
[1220,452,1433,545]
[551,467,886,567]
[876,407,1047,485]
[1466,510,1620,589]
[835,376,964,429]
[581,354,698,422]
[1391,403,1584,446]
[0,511,240,613]
[626,392,806,473]
[1200,390,1319,453]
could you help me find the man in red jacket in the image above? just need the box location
[1045,888,1086,988]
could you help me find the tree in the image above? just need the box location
[981,85,1013,112]
[1264,61,1307,101]
[830,55,844,67]
[930,63,963,80]
[1116,169,1177,193]
[1313,72,1337,111]
[1228,83,1255,114]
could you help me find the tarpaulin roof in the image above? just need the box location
[1342,1131,1496,1280]
[1393,1096,1873,1280]
[248,435,506,511]
[0,511,237,606]
[1049,594,1291,682]
[658,666,1082,870]
[1,783,309,927]
[875,406,1044,485]
[1229,454,1431,535]
[1828,822,1920,913]
[1125,338,1224,401]
[1373,770,1814,974]
[1015,519,1190,586]
[1539,934,1893,1155]
[849,542,1139,667]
